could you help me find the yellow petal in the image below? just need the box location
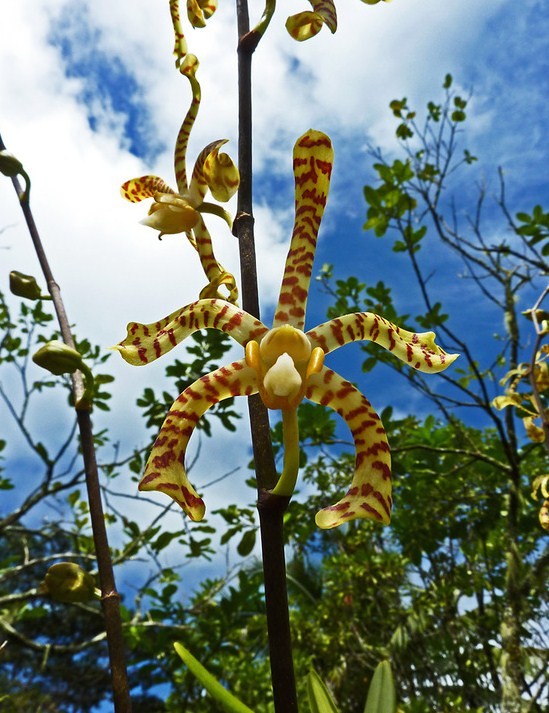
[307,367,392,528]
[140,359,258,519]
[121,176,175,203]
[307,312,459,373]
[286,0,337,40]
[273,130,334,330]
[141,200,200,234]
[285,12,324,41]
[115,298,268,366]
[203,147,240,203]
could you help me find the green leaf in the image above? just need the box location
[307,669,340,713]
[236,529,256,557]
[363,661,396,713]
[173,642,254,713]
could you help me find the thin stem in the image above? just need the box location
[0,132,132,712]
[234,3,299,710]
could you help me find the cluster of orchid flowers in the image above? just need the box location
[118,118,457,528]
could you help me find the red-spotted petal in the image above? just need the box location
[186,0,217,28]
[121,176,175,203]
[307,312,459,373]
[273,130,333,330]
[193,216,239,303]
[170,0,188,66]
[174,54,201,192]
[140,359,257,519]
[286,0,337,41]
[306,367,391,528]
[115,299,268,366]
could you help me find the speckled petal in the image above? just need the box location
[306,367,391,528]
[140,359,257,519]
[307,312,459,373]
[286,0,337,41]
[116,299,268,366]
[120,176,175,203]
[273,130,333,330]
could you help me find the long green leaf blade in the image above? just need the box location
[173,642,254,713]
[363,660,396,713]
[307,669,340,713]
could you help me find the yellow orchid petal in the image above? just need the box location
[141,195,200,235]
[121,176,175,203]
[274,130,334,330]
[192,216,239,303]
[286,12,324,41]
[306,367,392,528]
[203,146,240,203]
[170,0,188,66]
[115,298,268,366]
[189,140,237,207]
[174,54,201,192]
[286,0,337,41]
[198,268,239,304]
[140,359,258,519]
[307,312,459,373]
[186,0,217,28]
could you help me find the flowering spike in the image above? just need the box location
[307,312,458,373]
[115,299,268,366]
[307,368,391,528]
[140,359,257,519]
[273,130,333,330]
[286,1,337,41]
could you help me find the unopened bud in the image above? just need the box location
[33,340,84,376]
[9,270,43,300]
[41,562,98,603]
[0,150,24,178]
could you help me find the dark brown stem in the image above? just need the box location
[234,3,299,710]
[1,132,132,712]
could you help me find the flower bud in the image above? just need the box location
[9,270,43,300]
[0,150,24,178]
[41,562,98,603]
[33,340,84,376]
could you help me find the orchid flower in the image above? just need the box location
[116,129,458,529]
[286,0,392,42]
[121,50,239,302]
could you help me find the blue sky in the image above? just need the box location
[1,0,547,624]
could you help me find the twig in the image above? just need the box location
[0,131,132,712]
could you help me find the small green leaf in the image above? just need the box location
[363,660,396,713]
[307,669,340,713]
[237,529,256,557]
[173,642,254,713]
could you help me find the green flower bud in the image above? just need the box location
[0,150,24,178]
[41,562,98,603]
[9,270,43,300]
[33,340,84,376]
